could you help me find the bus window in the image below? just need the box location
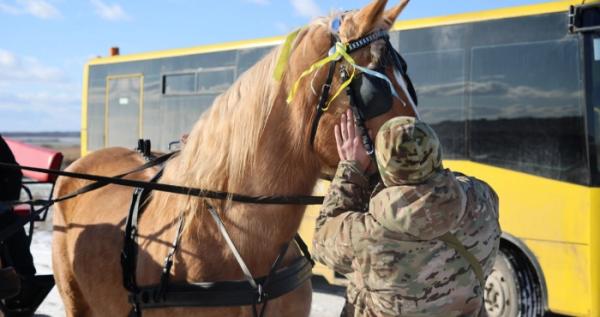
[163,72,195,95]
[592,35,600,179]
[469,39,588,184]
[197,67,235,94]
[237,47,272,75]
[404,49,466,159]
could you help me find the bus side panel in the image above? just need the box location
[591,189,600,317]
[525,241,590,316]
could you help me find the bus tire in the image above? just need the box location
[484,247,545,317]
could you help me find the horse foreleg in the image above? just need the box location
[52,209,92,317]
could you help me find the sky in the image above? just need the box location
[0,0,554,132]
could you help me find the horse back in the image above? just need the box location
[53,147,159,224]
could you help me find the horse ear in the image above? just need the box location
[353,0,388,35]
[384,0,409,27]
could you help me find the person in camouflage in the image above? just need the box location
[313,112,501,317]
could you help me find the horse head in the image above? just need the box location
[282,0,417,171]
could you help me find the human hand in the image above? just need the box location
[334,109,372,173]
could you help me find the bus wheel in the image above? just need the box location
[484,248,544,317]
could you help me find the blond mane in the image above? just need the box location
[153,17,335,218]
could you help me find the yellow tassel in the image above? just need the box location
[273,28,301,81]
[287,42,357,111]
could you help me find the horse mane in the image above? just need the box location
[153,17,334,219]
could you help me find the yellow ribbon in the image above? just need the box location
[286,42,357,111]
[273,28,301,81]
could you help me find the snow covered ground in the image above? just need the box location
[30,223,345,317]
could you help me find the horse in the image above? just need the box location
[52,0,417,316]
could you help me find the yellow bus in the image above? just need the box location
[81,1,600,316]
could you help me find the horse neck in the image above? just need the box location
[158,51,322,260]
[215,94,322,249]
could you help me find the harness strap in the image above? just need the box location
[130,256,312,309]
[438,233,486,290]
[123,188,144,317]
[293,234,315,267]
[0,151,177,214]
[340,67,376,161]
[0,161,325,206]
[126,202,313,312]
[206,204,258,290]
[309,36,338,146]
[122,167,166,317]
[157,209,186,301]
[386,41,418,107]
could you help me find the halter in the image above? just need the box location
[279,15,419,162]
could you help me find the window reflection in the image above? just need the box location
[197,67,235,94]
[404,50,466,159]
[163,73,195,95]
[470,40,587,183]
[592,36,600,176]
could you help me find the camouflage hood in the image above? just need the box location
[369,169,467,240]
[375,116,443,187]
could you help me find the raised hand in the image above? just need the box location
[334,109,372,173]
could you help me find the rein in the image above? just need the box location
[0,152,325,210]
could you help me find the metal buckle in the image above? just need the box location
[256,283,269,303]
[328,45,342,61]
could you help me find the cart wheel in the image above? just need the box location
[484,248,544,317]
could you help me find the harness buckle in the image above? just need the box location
[256,284,268,303]
[128,293,142,317]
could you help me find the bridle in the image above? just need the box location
[301,15,419,161]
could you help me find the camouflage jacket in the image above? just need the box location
[313,160,501,317]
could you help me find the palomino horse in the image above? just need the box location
[52,0,417,316]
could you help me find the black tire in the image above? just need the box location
[484,247,545,317]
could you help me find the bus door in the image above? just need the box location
[105,74,143,147]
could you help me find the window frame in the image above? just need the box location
[584,31,600,186]
[161,71,197,96]
[161,66,237,97]
[195,66,237,95]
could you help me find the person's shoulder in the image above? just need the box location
[451,171,490,191]
[450,171,499,210]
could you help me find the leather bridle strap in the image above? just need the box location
[345,29,388,52]
[309,35,338,146]
[340,67,376,161]
[307,29,391,148]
